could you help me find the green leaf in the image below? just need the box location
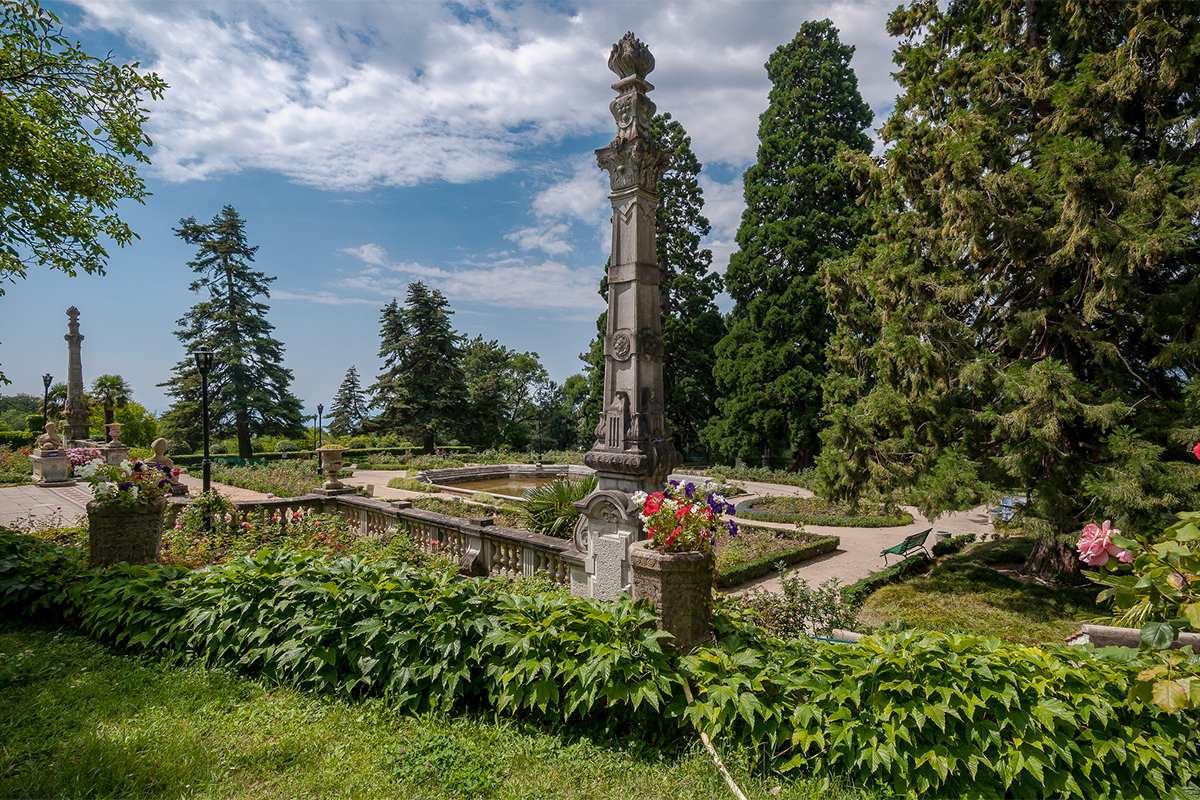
[1141,622,1178,650]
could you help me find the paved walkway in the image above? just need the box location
[1,469,994,595]
[713,479,994,594]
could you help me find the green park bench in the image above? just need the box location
[880,528,932,566]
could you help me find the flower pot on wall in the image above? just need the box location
[87,497,169,568]
[628,539,713,653]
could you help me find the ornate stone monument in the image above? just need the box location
[30,422,75,486]
[64,307,90,444]
[570,33,680,600]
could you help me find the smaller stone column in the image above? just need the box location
[63,307,90,444]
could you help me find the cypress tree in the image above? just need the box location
[369,282,467,453]
[705,20,873,470]
[819,0,1200,580]
[160,206,305,457]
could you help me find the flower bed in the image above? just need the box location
[209,460,321,497]
[714,525,839,587]
[0,447,33,485]
[735,495,913,527]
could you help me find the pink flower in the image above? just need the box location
[294,512,304,519]
[314,521,321,527]
[267,493,275,499]
[1077,520,1135,567]
[241,521,252,529]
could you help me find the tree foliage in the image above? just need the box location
[370,282,467,453]
[705,20,873,470]
[460,336,546,450]
[327,365,368,438]
[89,374,130,440]
[819,0,1200,577]
[0,0,167,293]
[160,206,305,457]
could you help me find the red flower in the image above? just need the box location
[676,504,692,521]
[1193,442,1200,461]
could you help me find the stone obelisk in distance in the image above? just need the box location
[570,33,681,600]
[64,306,90,443]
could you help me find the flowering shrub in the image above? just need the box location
[631,480,736,552]
[0,448,33,484]
[161,504,357,568]
[75,458,174,506]
[1077,519,1135,566]
[66,448,102,469]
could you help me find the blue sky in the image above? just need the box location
[0,0,902,418]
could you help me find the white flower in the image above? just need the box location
[94,482,114,498]
[631,491,648,505]
[129,485,139,500]
[117,460,133,478]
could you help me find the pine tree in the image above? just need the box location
[581,113,725,457]
[159,206,305,457]
[369,282,467,453]
[819,0,1200,580]
[327,365,368,438]
[705,20,873,470]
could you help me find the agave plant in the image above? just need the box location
[521,475,598,538]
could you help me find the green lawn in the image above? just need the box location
[855,538,1104,642]
[0,624,877,800]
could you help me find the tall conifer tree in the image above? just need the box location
[819,0,1200,580]
[327,365,368,438]
[705,20,873,469]
[370,282,467,453]
[160,206,304,457]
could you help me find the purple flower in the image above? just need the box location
[684,482,696,498]
[726,520,738,537]
[119,481,133,491]
[668,479,680,488]
[725,503,736,515]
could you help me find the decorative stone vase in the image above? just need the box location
[87,497,169,569]
[628,540,713,653]
[105,422,124,445]
[318,446,348,489]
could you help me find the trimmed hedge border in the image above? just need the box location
[0,431,34,449]
[842,553,932,607]
[171,445,471,467]
[734,497,913,528]
[716,533,839,588]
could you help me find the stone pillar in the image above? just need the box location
[64,306,90,443]
[571,33,681,600]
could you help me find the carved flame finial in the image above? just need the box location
[608,32,654,80]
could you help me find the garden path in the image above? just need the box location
[714,478,994,595]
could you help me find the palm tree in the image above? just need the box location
[90,375,132,442]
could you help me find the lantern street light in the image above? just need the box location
[317,404,323,450]
[41,373,52,434]
[193,349,214,494]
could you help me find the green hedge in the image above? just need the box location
[0,431,35,449]
[734,498,913,528]
[842,554,932,607]
[3,529,1198,798]
[716,535,839,588]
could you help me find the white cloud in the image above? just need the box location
[698,175,746,273]
[506,223,573,255]
[339,243,388,266]
[73,0,900,190]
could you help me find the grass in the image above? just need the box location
[0,624,878,800]
[714,524,825,572]
[855,537,1105,642]
[385,475,438,493]
[736,495,912,528]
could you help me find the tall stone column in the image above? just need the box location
[571,33,681,600]
[64,306,90,443]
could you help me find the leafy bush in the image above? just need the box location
[931,533,973,558]
[210,460,319,497]
[731,572,857,638]
[715,533,840,588]
[0,447,33,483]
[407,454,466,470]
[0,528,86,621]
[0,432,34,450]
[209,441,228,455]
[275,439,296,453]
[520,475,597,538]
[735,496,912,528]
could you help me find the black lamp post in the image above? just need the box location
[317,404,323,450]
[41,373,52,433]
[193,349,214,494]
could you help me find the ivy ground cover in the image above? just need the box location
[2,529,1197,798]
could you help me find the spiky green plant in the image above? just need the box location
[520,475,597,538]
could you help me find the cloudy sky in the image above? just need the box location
[1,0,904,420]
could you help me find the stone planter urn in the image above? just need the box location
[318,446,348,490]
[105,422,124,445]
[628,540,713,653]
[87,497,169,568]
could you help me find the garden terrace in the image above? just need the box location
[167,493,581,584]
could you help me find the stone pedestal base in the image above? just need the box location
[100,444,130,466]
[30,454,76,487]
[628,540,713,653]
[313,486,357,497]
[87,497,168,568]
